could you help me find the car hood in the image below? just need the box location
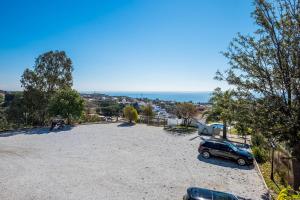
[237,149,253,158]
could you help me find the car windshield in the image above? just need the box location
[227,142,239,152]
[213,191,237,200]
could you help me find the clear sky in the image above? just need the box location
[0,0,255,92]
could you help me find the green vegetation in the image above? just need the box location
[252,146,269,163]
[259,161,285,199]
[204,88,234,139]
[21,50,73,125]
[277,186,300,200]
[0,94,4,104]
[123,105,138,123]
[0,51,90,130]
[207,0,300,196]
[142,104,154,125]
[98,100,123,120]
[164,125,197,134]
[176,102,197,127]
[218,0,300,161]
[49,89,85,124]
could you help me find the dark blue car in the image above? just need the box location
[198,139,254,166]
[183,187,238,200]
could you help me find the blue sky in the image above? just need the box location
[0,0,255,92]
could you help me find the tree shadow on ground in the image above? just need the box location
[117,122,135,127]
[197,155,254,170]
[0,125,74,137]
[236,192,270,200]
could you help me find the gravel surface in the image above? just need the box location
[0,123,268,200]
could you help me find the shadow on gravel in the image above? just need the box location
[197,155,254,170]
[117,122,135,127]
[0,125,73,137]
[236,192,270,200]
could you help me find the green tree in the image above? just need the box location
[0,106,8,131]
[0,94,4,105]
[49,89,84,124]
[233,98,254,143]
[123,105,138,123]
[98,100,123,121]
[21,51,73,125]
[143,104,154,124]
[217,0,300,160]
[205,88,235,139]
[5,92,27,126]
[176,102,197,127]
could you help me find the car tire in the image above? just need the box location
[202,151,210,159]
[237,158,246,166]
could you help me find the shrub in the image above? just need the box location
[277,186,300,200]
[251,133,267,147]
[123,105,138,123]
[80,114,103,123]
[252,146,269,163]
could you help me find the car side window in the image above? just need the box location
[217,143,230,151]
[204,141,216,148]
[213,191,237,200]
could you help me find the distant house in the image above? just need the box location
[138,101,146,107]
[121,98,127,104]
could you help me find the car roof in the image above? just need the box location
[204,138,229,144]
[187,187,238,200]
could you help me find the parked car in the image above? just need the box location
[198,139,253,166]
[183,187,238,200]
[209,123,224,129]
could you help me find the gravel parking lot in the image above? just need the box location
[0,123,268,200]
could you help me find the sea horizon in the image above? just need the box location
[81,91,212,103]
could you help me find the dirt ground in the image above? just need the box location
[0,123,268,200]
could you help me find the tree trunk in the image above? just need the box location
[223,121,227,139]
[67,114,71,125]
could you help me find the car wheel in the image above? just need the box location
[202,151,210,159]
[237,158,246,166]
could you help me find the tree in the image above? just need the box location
[0,94,4,105]
[21,50,73,125]
[176,102,197,127]
[123,105,138,123]
[205,88,235,139]
[217,0,300,160]
[98,100,123,121]
[143,104,154,124]
[49,89,84,124]
[233,98,254,143]
[5,92,27,126]
[0,109,8,131]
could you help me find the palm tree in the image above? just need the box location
[204,88,235,139]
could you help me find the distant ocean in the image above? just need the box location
[101,91,212,103]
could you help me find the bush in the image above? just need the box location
[80,114,103,123]
[277,186,300,200]
[251,133,267,147]
[123,105,138,123]
[252,146,269,163]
